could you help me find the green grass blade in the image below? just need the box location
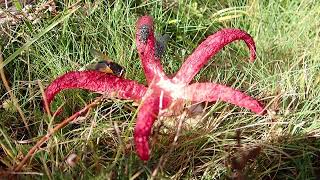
[12,0,22,11]
[0,6,80,69]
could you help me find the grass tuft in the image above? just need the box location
[1,0,320,179]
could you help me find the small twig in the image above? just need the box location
[37,80,52,117]
[129,169,144,180]
[13,95,105,172]
[0,170,43,176]
[52,103,65,117]
[0,46,31,135]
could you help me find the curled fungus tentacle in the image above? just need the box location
[182,83,266,115]
[173,28,257,85]
[136,16,167,83]
[134,92,171,160]
[44,71,147,106]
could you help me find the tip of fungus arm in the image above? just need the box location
[136,15,167,84]
[173,28,257,85]
[183,83,266,115]
[44,70,147,110]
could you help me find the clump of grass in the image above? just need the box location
[1,0,320,179]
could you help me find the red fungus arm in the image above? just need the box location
[44,70,147,107]
[134,93,160,161]
[173,29,257,85]
[183,83,266,115]
[133,91,171,160]
[136,16,167,84]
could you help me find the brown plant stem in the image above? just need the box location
[0,46,31,134]
[13,95,105,172]
[38,80,52,117]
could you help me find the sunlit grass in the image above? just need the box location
[1,0,319,179]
